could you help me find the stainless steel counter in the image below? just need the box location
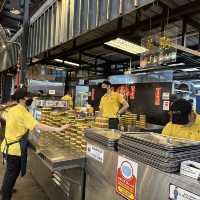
[85,138,125,200]
[85,128,200,200]
[134,159,200,200]
[29,134,86,200]
[29,130,200,200]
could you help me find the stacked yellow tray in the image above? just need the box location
[39,108,95,152]
[40,108,52,124]
[139,114,146,129]
[95,117,108,128]
[120,112,137,127]
[76,123,88,153]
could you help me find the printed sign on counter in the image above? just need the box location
[49,90,56,95]
[169,184,200,200]
[116,155,138,200]
[86,143,104,163]
[163,100,170,111]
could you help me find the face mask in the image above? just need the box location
[102,88,107,94]
[188,112,196,126]
[25,98,33,106]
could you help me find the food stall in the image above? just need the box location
[27,79,200,200]
[1,0,200,199]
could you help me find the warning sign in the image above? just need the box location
[116,156,138,200]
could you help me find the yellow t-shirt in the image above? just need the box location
[100,92,125,118]
[162,115,200,141]
[1,104,39,156]
[61,95,73,108]
[193,114,200,125]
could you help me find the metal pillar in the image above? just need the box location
[1,71,12,103]
[198,32,200,51]
[182,19,187,47]
[20,0,30,85]
[64,72,69,94]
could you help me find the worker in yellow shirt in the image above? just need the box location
[61,90,73,109]
[1,88,70,200]
[162,99,200,141]
[100,81,129,129]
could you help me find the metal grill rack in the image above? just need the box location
[85,128,121,149]
[119,133,200,173]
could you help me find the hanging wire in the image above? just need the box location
[149,0,155,34]
[164,8,170,36]
[149,16,152,34]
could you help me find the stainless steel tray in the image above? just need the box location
[30,133,85,170]
[122,133,200,149]
[37,147,85,169]
[119,138,200,158]
[86,128,121,141]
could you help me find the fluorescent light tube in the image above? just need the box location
[54,59,79,67]
[104,38,148,54]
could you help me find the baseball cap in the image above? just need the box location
[102,80,111,86]
[14,88,29,101]
[171,99,192,124]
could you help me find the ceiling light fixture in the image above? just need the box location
[2,45,6,48]
[56,68,65,71]
[54,59,63,63]
[54,59,79,67]
[10,8,21,15]
[168,63,185,67]
[182,68,199,72]
[104,38,148,55]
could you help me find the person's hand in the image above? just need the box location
[60,124,71,131]
[117,112,121,118]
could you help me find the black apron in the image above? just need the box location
[3,132,29,177]
[108,118,119,129]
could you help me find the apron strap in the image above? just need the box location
[2,132,29,177]
[2,137,23,164]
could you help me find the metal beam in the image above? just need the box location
[0,11,23,21]
[0,0,6,12]
[67,65,103,73]
[157,0,200,30]
[0,16,21,30]
[20,0,30,85]
[81,52,112,63]
[184,18,200,31]
[158,0,200,17]
[199,32,200,51]
[44,61,77,69]
[103,45,135,58]
[30,0,200,66]
[182,19,187,47]
[58,56,96,66]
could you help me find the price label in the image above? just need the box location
[49,90,55,95]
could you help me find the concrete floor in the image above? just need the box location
[0,157,49,200]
